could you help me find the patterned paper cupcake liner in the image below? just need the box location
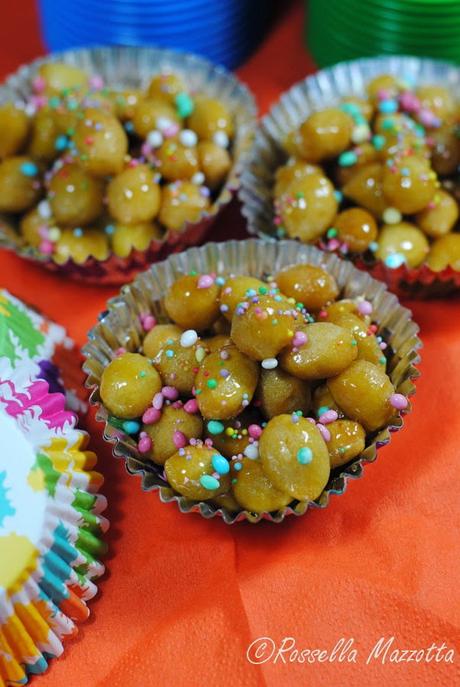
[0,46,257,285]
[237,55,460,298]
[0,371,108,686]
[83,239,421,524]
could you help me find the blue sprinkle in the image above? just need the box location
[212,454,230,475]
[55,135,69,151]
[372,134,386,151]
[122,420,141,434]
[385,253,406,269]
[73,227,83,237]
[400,167,410,176]
[245,288,257,297]
[105,224,115,235]
[297,447,313,465]
[233,462,242,471]
[166,349,174,358]
[20,161,38,177]
[216,276,226,286]
[207,420,225,435]
[200,474,220,490]
[340,102,361,117]
[369,241,379,252]
[124,121,134,133]
[378,99,398,114]
[334,190,343,203]
[338,151,357,167]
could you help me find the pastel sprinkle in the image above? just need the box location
[152,392,164,410]
[389,393,408,410]
[142,407,161,424]
[207,378,218,389]
[248,424,262,439]
[385,253,406,269]
[173,431,187,448]
[233,461,242,471]
[338,151,358,167]
[212,454,230,475]
[297,447,313,465]
[20,161,39,176]
[357,300,373,316]
[184,399,199,414]
[175,92,194,118]
[138,434,152,453]
[162,386,179,401]
[180,329,198,347]
[200,474,220,490]
[207,420,225,435]
[244,444,259,460]
[261,358,278,370]
[220,368,230,378]
[293,331,308,348]
[319,409,338,425]
[122,420,140,435]
[317,423,331,442]
[197,274,214,289]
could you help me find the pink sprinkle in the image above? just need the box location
[163,123,180,138]
[138,435,152,453]
[328,238,340,251]
[317,423,331,442]
[389,393,408,410]
[140,314,156,331]
[38,225,49,239]
[173,430,187,448]
[141,142,153,157]
[32,75,46,93]
[306,417,316,424]
[184,399,199,414]
[220,350,229,360]
[318,310,328,319]
[115,347,126,357]
[248,424,263,439]
[171,400,183,409]
[197,274,214,289]
[128,158,140,168]
[319,409,338,425]
[142,407,161,424]
[399,91,420,113]
[162,386,179,401]
[293,331,308,348]
[357,300,373,316]
[31,95,46,109]
[89,74,104,90]
[152,392,164,410]
[379,341,388,350]
[39,240,53,255]
[204,437,213,447]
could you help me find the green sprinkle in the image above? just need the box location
[175,92,194,118]
[258,287,268,295]
[372,134,385,150]
[379,356,386,364]
[232,478,238,484]
[200,475,220,490]
[317,406,329,417]
[195,389,202,395]
[297,447,313,465]
[207,420,225,435]
[189,270,197,276]
[338,150,358,167]
[351,339,357,346]
[207,379,218,389]
[327,228,338,239]
[295,191,304,199]
[138,370,147,378]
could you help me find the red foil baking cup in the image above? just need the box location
[0,46,256,285]
[82,239,421,524]
[238,55,460,298]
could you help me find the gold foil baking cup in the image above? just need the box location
[83,239,421,523]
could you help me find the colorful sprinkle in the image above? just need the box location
[180,329,198,348]
[338,151,358,167]
[197,274,214,289]
[261,358,278,370]
[162,386,179,401]
[173,431,187,449]
[318,409,338,425]
[207,420,225,435]
[20,161,39,177]
[200,474,220,490]
[389,393,408,410]
[207,378,218,389]
[297,447,313,465]
[357,300,373,316]
[244,444,259,460]
[184,399,199,414]
[212,454,230,475]
[122,420,141,435]
[142,407,161,424]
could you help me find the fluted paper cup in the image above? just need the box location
[83,239,421,524]
[0,46,256,285]
[238,56,460,298]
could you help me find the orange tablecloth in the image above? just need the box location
[1,3,459,686]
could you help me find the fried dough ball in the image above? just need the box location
[164,273,220,330]
[38,62,88,95]
[197,141,231,189]
[53,227,109,264]
[132,98,181,138]
[334,207,378,253]
[274,159,322,197]
[342,163,386,218]
[142,405,203,465]
[297,108,353,162]
[109,89,144,121]
[277,174,338,242]
[100,352,162,418]
[426,234,460,271]
[256,367,311,419]
[0,104,29,158]
[187,97,233,140]
[376,223,429,268]
[111,221,163,257]
[153,338,205,395]
[142,323,183,359]
[0,157,41,213]
[382,156,437,214]
[219,276,267,321]
[107,164,161,224]
[416,190,459,238]
[49,164,104,226]
[147,73,185,104]
[159,181,210,232]
[165,445,231,500]
[204,410,257,459]
[74,108,128,177]
[275,264,339,311]
[327,419,366,468]
[232,458,292,513]
[156,135,200,181]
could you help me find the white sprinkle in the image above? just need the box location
[383,207,402,225]
[213,131,229,148]
[244,443,259,460]
[261,358,278,370]
[191,171,205,185]
[180,329,198,348]
[179,129,198,147]
[156,117,173,133]
[351,123,370,144]
[37,200,52,219]
[146,130,163,148]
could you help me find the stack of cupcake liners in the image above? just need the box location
[0,291,108,685]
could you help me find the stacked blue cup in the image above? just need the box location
[38,0,269,69]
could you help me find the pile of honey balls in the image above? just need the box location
[0,62,235,264]
[99,265,408,515]
[273,74,460,272]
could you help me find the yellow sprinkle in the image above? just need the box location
[225,427,234,436]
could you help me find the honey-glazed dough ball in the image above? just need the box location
[430,126,460,177]
[416,85,455,122]
[53,227,109,264]
[74,108,128,177]
[107,164,161,224]
[202,335,232,353]
[20,207,49,247]
[0,215,20,244]
[231,296,299,361]
[156,137,199,181]
[142,323,182,359]
[100,352,162,419]
[342,163,386,218]
[111,221,163,257]
[325,311,384,368]
[274,159,322,197]
[219,276,267,321]
[277,174,338,243]
[312,384,341,416]
[195,346,259,420]
[28,108,59,162]
[323,298,367,321]
[259,415,330,501]
[0,104,29,158]
[327,359,395,432]
[382,156,437,214]
[142,405,203,465]
[327,419,366,468]
[232,458,292,513]
[49,164,104,226]
[334,207,378,253]
[279,322,357,380]
[197,141,231,189]
[416,190,459,238]
[204,409,257,459]
[147,73,185,104]
[38,62,88,95]
[213,492,241,513]
[165,445,231,500]
[275,264,339,311]
[159,181,210,232]
[153,338,205,395]
[426,234,460,271]
[0,157,41,213]
[187,97,234,140]
[335,142,381,186]
[109,89,144,121]
[164,274,220,330]
[211,316,231,336]
[132,98,180,138]
[366,74,400,103]
[256,368,311,419]
[376,223,429,268]
[296,108,353,162]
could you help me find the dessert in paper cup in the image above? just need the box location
[0,318,108,684]
[83,239,421,524]
[0,46,256,285]
[238,56,460,298]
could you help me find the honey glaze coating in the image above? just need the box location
[98,267,410,517]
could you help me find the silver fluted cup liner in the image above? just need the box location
[0,46,257,284]
[238,55,460,298]
[82,239,421,524]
